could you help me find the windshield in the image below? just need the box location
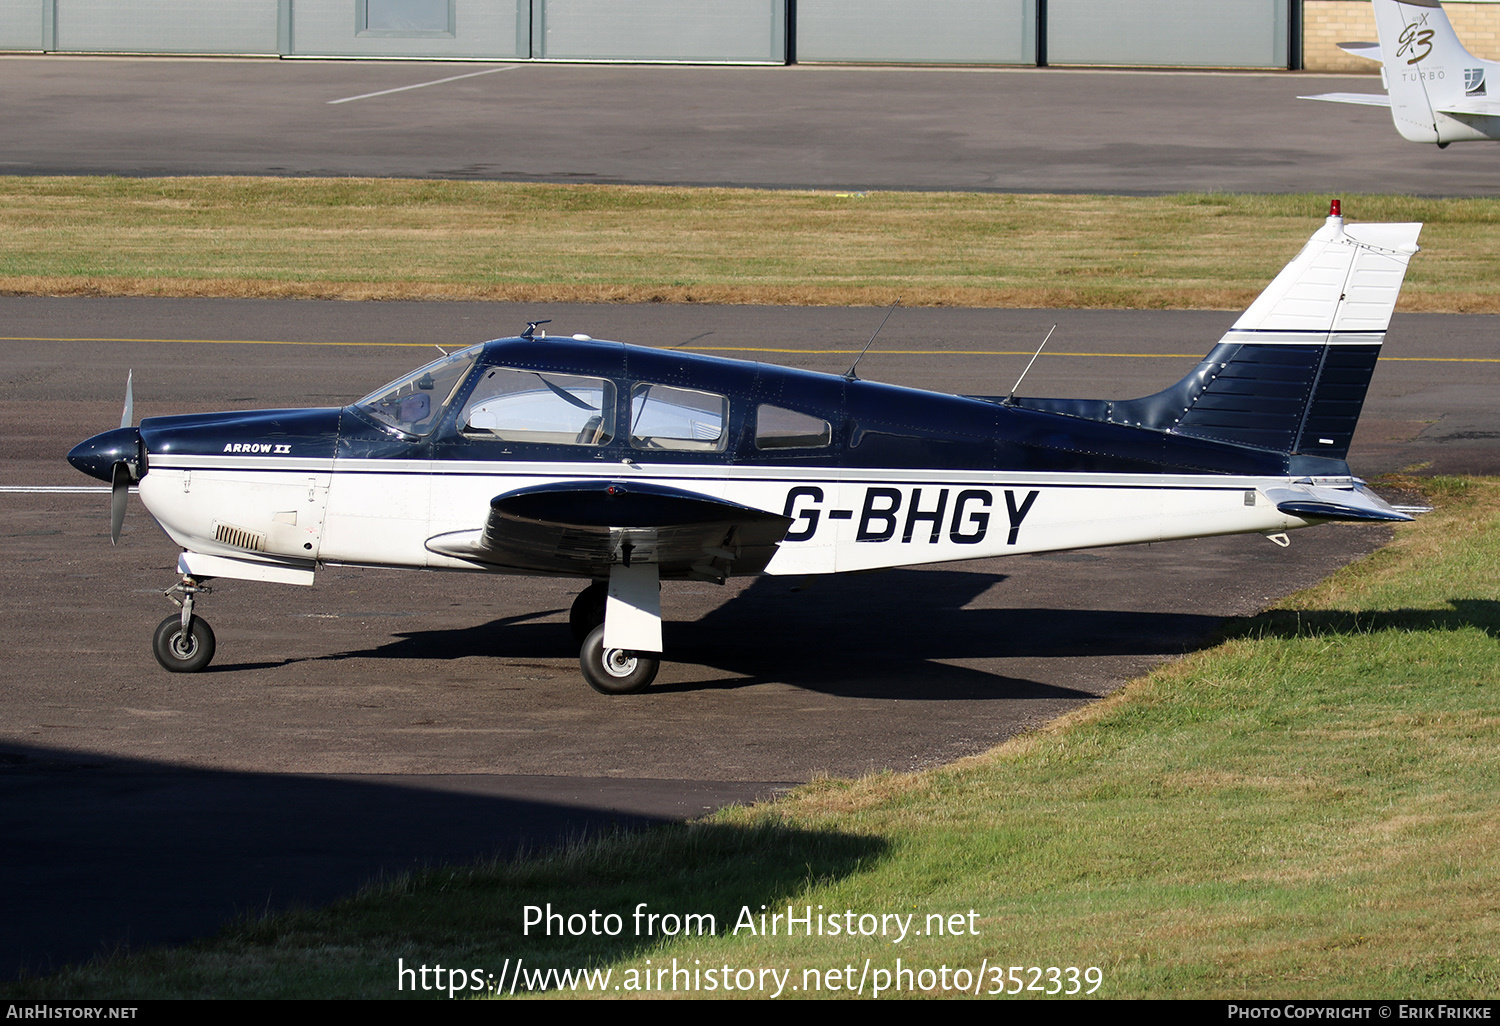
[355,344,483,436]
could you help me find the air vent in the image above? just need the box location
[214,522,265,552]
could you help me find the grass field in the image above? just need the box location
[3,178,1500,311]
[7,477,1496,999]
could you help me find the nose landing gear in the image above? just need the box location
[153,575,215,673]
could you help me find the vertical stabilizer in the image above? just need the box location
[1373,0,1500,143]
[1164,203,1421,459]
[1016,205,1422,463]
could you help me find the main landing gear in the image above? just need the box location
[152,575,215,672]
[570,567,662,696]
[579,624,659,695]
[144,569,664,694]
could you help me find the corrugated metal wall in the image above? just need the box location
[289,0,526,58]
[0,0,42,49]
[54,0,279,54]
[1046,0,1289,68]
[532,0,784,62]
[0,0,1296,69]
[795,0,1036,65]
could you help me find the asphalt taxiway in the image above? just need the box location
[0,56,1495,195]
[3,298,1496,976]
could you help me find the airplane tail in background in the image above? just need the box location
[1301,0,1500,144]
[1015,204,1422,465]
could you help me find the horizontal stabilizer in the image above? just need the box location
[1336,40,1383,61]
[426,480,791,580]
[1263,482,1414,523]
[1300,92,1392,109]
[1436,99,1500,117]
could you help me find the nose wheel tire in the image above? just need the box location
[152,614,216,673]
[579,625,658,695]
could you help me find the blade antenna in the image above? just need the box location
[845,300,900,381]
[121,370,134,428]
[1003,325,1056,407]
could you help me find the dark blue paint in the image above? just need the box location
[71,331,1379,487]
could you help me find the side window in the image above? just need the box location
[459,368,615,446]
[630,383,728,452]
[755,404,832,450]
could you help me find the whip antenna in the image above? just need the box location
[845,300,900,381]
[1003,324,1056,406]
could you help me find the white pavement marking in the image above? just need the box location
[0,485,116,493]
[327,65,517,105]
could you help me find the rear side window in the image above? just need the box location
[755,404,832,450]
[459,368,615,446]
[630,383,728,452]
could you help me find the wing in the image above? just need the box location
[425,480,792,581]
[1299,92,1392,108]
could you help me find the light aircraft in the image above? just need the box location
[1301,0,1500,145]
[69,203,1421,694]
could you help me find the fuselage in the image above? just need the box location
[97,335,1331,584]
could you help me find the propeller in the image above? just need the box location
[109,371,136,545]
[67,373,146,545]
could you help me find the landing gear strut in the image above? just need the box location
[153,575,215,673]
[573,565,662,694]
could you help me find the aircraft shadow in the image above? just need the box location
[287,569,1235,700]
[0,742,863,985]
[1226,599,1500,643]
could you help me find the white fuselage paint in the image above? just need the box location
[139,452,1318,585]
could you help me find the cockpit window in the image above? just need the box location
[356,345,482,437]
[630,383,728,452]
[459,367,616,446]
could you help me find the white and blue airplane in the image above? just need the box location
[1302,0,1500,145]
[69,203,1421,694]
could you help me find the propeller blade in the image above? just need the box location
[110,462,130,545]
[120,371,134,429]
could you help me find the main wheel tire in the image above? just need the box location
[569,581,609,643]
[579,624,658,695]
[152,614,216,673]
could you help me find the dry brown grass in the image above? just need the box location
[3,179,1498,310]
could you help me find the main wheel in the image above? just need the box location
[569,581,608,643]
[579,624,658,695]
[152,614,216,673]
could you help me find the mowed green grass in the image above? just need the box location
[7,478,1496,999]
[2,177,1499,310]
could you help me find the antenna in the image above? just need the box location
[1003,324,1057,406]
[845,300,900,381]
[522,320,552,340]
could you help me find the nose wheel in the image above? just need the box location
[153,614,216,672]
[153,575,216,673]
